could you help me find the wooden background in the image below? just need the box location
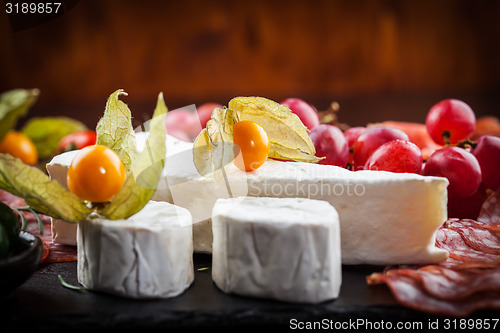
[1,0,499,127]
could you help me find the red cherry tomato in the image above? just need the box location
[57,130,97,154]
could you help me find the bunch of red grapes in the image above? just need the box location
[282,98,500,220]
[167,97,498,220]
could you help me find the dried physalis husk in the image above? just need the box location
[193,107,237,182]
[193,96,321,178]
[229,97,320,163]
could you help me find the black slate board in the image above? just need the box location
[0,254,497,332]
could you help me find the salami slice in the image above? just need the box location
[478,189,500,225]
[369,210,500,316]
[446,218,500,255]
[369,273,500,317]
[40,239,50,263]
[435,226,499,263]
[374,266,500,301]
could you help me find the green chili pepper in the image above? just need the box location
[0,202,20,258]
[0,224,10,259]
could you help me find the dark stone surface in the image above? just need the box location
[0,254,497,332]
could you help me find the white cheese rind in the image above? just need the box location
[212,197,341,304]
[77,201,194,299]
[239,161,449,265]
[46,150,78,245]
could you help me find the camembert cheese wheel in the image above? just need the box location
[77,201,193,299]
[211,196,342,304]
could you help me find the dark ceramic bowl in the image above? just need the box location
[0,231,42,299]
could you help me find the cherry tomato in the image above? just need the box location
[57,130,97,154]
[67,145,126,202]
[0,131,38,165]
[233,120,270,172]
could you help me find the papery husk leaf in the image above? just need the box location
[193,108,237,181]
[228,97,321,163]
[98,93,167,220]
[0,89,39,141]
[22,117,87,158]
[193,96,322,178]
[193,128,212,176]
[268,141,322,162]
[0,154,91,222]
[96,89,137,173]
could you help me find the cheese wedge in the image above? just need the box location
[77,201,193,299]
[48,133,449,265]
[212,197,341,304]
[238,161,449,265]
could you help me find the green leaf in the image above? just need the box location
[96,89,137,173]
[0,89,39,141]
[0,154,92,223]
[98,93,167,220]
[58,274,86,291]
[21,117,87,158]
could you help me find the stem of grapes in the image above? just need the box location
[457,138,477,150]
[442,130,451,145]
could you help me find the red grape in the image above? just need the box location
[351,126,410,170]
[423,146,481,198]
[472,135,500,191]
[447,183,487,220]
[167,128,191,142]
[344,126,366,169]
[364,140,422,174]
[197,102,222,129]
[280,98,320,130]
[165,109,201,141]
[425,99,476,145]
[344,127,366,148]
[309,124,348,167]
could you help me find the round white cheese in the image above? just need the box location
[77,201,194,299]
[212,197,342,304]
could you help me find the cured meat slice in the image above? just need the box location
[435,226,499,264]
[45,243,77,262]
[371,266,500,301]
[0,190,77,263]
[369,209,500,316]
[446,218,500,255]
[368,273,500,317]
[478,189,500,225]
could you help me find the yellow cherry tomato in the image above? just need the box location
[233,120,270,172]
[0,131,38,165]
[67,145,126,202]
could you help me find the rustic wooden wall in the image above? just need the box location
[1,0,499,126]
